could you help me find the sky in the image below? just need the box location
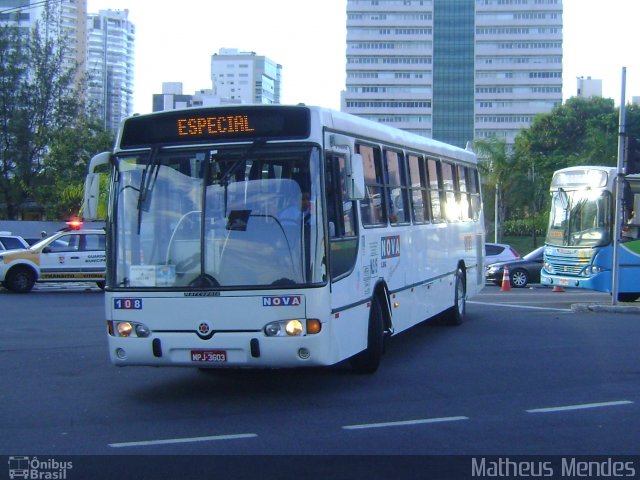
[86,0,640,115]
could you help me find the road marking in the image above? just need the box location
[343,416,469,430]
[109,433,257,448]
[527,400,633,414]
[468,301,571,312]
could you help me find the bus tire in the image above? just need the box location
[350,296,385,374]
[442,268,466,325]
[5,266,36,293]
[96,281,106,290]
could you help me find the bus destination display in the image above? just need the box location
[177,114,255,137]
[120,106,311,148]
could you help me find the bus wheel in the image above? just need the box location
[6,266,36,293]
[442,268,466,325]
[96,281,106,290]
[350,296,385,374]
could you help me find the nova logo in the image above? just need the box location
[262,295,302,307]
[381,235,401,259]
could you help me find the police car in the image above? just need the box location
[0,224,105,293]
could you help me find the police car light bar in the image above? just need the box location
[65,219,83,230]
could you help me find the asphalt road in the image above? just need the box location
[1,284,639,478]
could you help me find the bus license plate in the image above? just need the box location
[559,279,569,286]
[191,350,227,363]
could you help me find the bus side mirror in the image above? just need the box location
[83,152,111,220]
[347,153,365,201]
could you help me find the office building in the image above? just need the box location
[576,77,602,98]
[211,48,282,104]
[152,82,240,112]
[343,0,563,148]
[86,9,135,131]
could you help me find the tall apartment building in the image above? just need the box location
[211,48,282,104]
[58,0,87,81]
[343,0,563,148]
[86,9,135,131]
[0,0,87,85]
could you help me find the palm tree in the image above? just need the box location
[474,137,513,242]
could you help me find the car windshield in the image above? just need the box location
[545,189,612,247]
[111,144,325,289]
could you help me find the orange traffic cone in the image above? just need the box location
[552,286,565,292]
[500,266,511,292]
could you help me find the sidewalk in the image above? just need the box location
[571,303,640,314]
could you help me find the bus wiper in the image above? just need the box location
[136,147,160,233]
[216,139,266,187]
[215,140,266,216]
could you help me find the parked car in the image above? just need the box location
[0,232,30,252]
[485,246,544,288]
[485,242,520,265]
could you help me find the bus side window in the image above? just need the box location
[408,154,429,224]
[457,165,471,222]
[426,158,444,223]
[384,149,410,225]
[623,191,640,240]
[441,162,458,222]
[469,167,481,221]
[357,144,387,227]
[326,154,358,280]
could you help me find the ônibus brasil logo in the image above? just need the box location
[8,456,73,479]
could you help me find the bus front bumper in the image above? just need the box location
[108,330,336,368]
[541,271,611,292]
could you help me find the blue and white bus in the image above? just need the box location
[85,105,485,373]
[541,166,640,301]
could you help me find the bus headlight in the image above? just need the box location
[264,323,282,337]
[285,320,303,336]
[263,319,321,337]
[264,319,304,337]
[543,262,555,274]
[117,322,133,337]
[109,321,151,338]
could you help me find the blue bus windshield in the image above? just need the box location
[545,189,612,247]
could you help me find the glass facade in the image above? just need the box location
[432,0,475,148]
[344,0,563,148]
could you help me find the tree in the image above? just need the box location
[38,116,113,219]
[0,4,86,219]
[474,136,525,242]
[514,97,618,196]
[513,97,640,219]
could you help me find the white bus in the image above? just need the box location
[85,105,484,373]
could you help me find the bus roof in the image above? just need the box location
[550,166,617,189]
[314,106,477,165]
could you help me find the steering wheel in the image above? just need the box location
[189,274,220,288]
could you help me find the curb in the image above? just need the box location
[571,303,640,314]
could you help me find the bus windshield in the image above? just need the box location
[545,188,612,247]
[112,144,325,289]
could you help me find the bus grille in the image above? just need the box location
[545,254,589,276]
